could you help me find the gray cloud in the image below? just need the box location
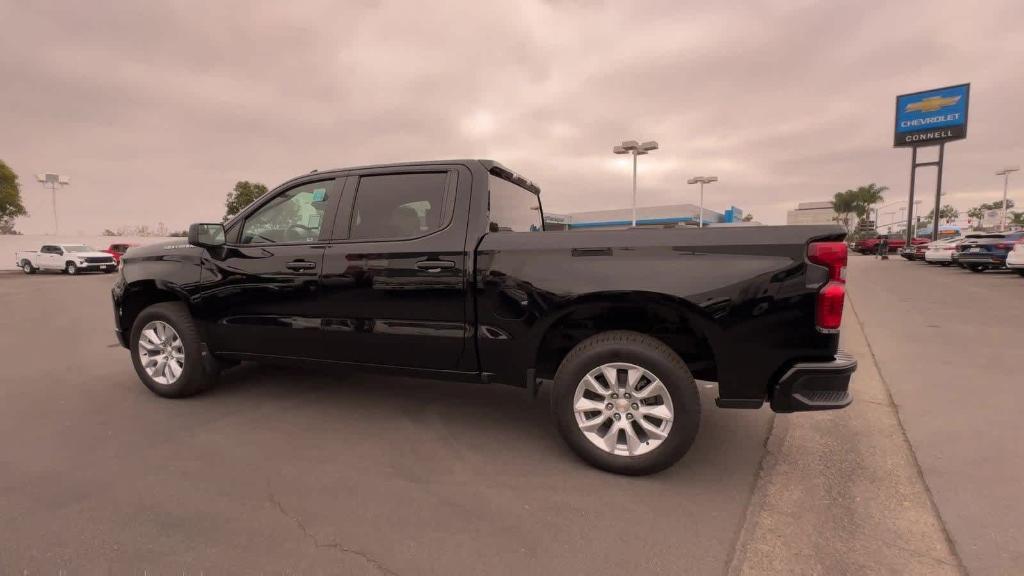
[2,0,1023,233]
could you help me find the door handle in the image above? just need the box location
[415,259,456,271]
[286,260,317,271]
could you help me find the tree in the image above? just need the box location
[831,190,856,230]
[742,213,754,222]
[850,183,887,222]
[224,181,268,221]
[831,184,887,231]
[967,206,985,225]
[0,220,22,235]
[968,200,1017,228]
[0,159,28,235]
[921,204,959,228]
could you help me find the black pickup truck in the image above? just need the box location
[112,159,855,475]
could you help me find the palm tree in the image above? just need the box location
[850,183,887,225]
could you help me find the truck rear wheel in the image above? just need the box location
[21,261,36,274]
[551,330,700,475]
[129,302,213,398]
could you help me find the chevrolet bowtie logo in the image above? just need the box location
[905,95,962,113]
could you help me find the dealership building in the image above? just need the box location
[786,201,836,225]
[545,203,747,230]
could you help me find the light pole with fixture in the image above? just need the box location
[35,173,70,235]
[686,176,718,228]
[613,140,659,227]
[995,167,1019,231]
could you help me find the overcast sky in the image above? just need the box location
[2,0,1023,234]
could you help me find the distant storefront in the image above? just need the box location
[543,203,747,230]
[787,201,835,226]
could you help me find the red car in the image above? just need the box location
[853,236,928,255]
[103,243,138,264]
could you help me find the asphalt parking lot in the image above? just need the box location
[0,271,773,575]
[847,255,1024,576]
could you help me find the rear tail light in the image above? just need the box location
[996,242,1013,250]
[807,241,847,282]
[816,282,845,332]
[808,241,848,333]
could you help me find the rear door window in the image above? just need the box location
[349,172,450,240]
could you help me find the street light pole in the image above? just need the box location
[686,176,718,228]
[614,140,659,227]
[632,151,638,227]
[35,173,70,235]
[996,167,1019,231]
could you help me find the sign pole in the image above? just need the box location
[932,143,945,241]
[906,147,918,247]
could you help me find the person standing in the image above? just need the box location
[876,235,889,260]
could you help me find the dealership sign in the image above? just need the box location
[893,84,969,147]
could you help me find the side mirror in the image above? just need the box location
[188,223,226,248]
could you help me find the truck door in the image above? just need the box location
[197,177,343,359]
[318,166,471,369]
[40,245,60,269]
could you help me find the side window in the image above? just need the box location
[240,181,333,244]
[349,173,449,240]
[488,176,543,232]
[41,246,54,254]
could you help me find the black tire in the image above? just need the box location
[103,268,115,274]
[20,260,36,274]
[550,330,701,476]
[129,301,213,398]
[65,261,78,275]
[940,262,952,267]
[968,265,986,273]
[1015,269,1024,277]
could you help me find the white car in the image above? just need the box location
[923,237,962,266]
[15,244,118,275]
[1007,241,1024,276]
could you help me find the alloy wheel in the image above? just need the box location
[137,320,185,385]
[573,362,674,456]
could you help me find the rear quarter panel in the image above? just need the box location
[475,225,843,402]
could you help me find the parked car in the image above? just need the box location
[923,237,963,266]
[854,236,928,255]
[899,242,930,261]
[15,244,118,275]
[103,243,138,264]
[957,231,1024,272]
[111,159,857,475]
[1002,237,1024,276]
[951,234,985,268]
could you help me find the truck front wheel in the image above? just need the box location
[551,330,701,475]
[129,302,213,398]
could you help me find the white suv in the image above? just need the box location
[1006,239,1024,276]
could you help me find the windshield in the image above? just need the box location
[62,245,95,253]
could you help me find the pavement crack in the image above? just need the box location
[267,483,399,576]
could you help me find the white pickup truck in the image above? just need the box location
[15,244,118,275]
